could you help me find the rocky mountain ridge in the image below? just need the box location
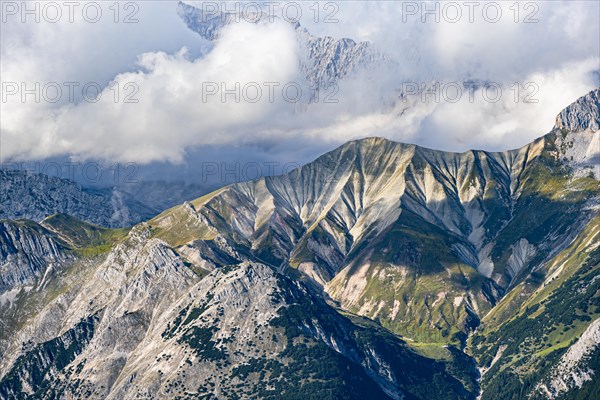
[146,87,599,345]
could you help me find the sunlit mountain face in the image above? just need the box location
[1,2,599,399]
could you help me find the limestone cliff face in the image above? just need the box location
[555,89,600,132]
[552,88,600,179]
[0,221,69,291]
[535,317,600,398]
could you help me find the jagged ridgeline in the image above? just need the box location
[0,89,599,399]
[0,171,157,228]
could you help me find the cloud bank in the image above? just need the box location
[1,0,599,167]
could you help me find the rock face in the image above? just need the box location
[0,89,598,399]
[555,89,600,132]
[146,87,599,342]
[0,220,68,291]
[553,88,600,179]
[0,170,157,228]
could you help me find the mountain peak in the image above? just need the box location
[176,1,382,87]
[555,88,600,132]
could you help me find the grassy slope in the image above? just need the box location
[328,209,487,346]
[469,214,600,400]
[41,213,130,256]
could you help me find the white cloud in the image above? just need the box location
[2,16,301,163]
[1,0,599,166]
[416,58,600,152]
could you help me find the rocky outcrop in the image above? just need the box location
[555,88,600,132]
[0,224,201,398]
[0,221,68,291]
[550,88,600,180]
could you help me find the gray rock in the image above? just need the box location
[555,88,600,132]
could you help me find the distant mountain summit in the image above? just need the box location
[176,1,384,88]
[552,88,600,179]
[0,170,157,228]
